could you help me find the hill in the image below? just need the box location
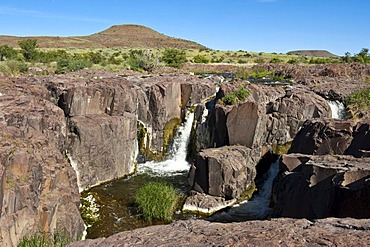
[0,24,207,50]
[287,50,338,57]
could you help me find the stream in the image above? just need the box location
[328,100,346,119]
[81,96,346,239]
[81,113,196,239]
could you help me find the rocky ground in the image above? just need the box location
[69,218,370,247]
[1,63,370,246]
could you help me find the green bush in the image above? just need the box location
[161,48,187,68]
[55,58,92,74]
[346,87,370,113]
[221,92,237,105]
[127,50,159,72]
[135,181,179,222]
[234,87,250,101]
[193,54,209,63]
[0,45,18,61]
[0,60,28,76]
[18,39,38,62]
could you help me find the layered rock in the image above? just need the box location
[69,218,370,247]
[289,119,370,157]
[272,154,370,219]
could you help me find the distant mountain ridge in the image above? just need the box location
[287,50,338,57]
[0,24,207,50]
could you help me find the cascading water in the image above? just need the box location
[138,112,194,176]
[80,112,195,238]
[208,159,280,222]
[328,100,346,119]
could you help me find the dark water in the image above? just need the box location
[81,171,196,239]
[81,113,198,239]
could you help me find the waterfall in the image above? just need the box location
[328,100,346,119]
[208,159,280,222]
[138,112,194,176]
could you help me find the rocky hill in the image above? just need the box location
[287,50,338,57]
[0,24,207,49]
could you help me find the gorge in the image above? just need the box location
[1,63,370,246]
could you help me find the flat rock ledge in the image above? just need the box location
[69,218,370,247]
[182,192,236,215]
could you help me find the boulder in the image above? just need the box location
[272,154,370,219]
[192,83,330,154]
[188,146,258,200]
[69,218,370,247]
[67,113,138,191]
[289,119,370,157]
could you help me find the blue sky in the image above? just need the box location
[0,0,368,55]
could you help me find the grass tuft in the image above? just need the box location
[135,181,180,222]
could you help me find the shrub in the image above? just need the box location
[87,51,104,64]
[18,39,38,62]
[135,181,179,222]
[234,87,250,101]
[161,48,187,68]
[55,58,92,74]
[127,50,159,72]
[346,87,370,113]
[0,45,18,61]
[269,57,283,63]
[221,92,237,105]
[0,60,28,76]
[193,54,209,63]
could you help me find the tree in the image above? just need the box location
[0,45,17,61]
[161,48,187,68]
[193,54,209,63]
[18,39,38,61]
[343,52,352,63]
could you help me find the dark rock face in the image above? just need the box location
[192,83,331,155]
[0,72,215,246]
[272,154,370,219]
[69,218,370,247]
[45,74,215,189]
[0,84,84,246]
[188,146,258,199]
[289,119,370,157]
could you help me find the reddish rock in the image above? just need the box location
[68,218,370,247]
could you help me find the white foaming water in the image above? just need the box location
[209,159,280,222]
[328,100,346,119]
[138,112,194,176]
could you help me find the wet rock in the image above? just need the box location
[272,154,370,219]
[68,218,370,247]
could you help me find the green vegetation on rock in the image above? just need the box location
[135,181,180,222]
[220,87,251,106]
[346,87,370,116]
[18,232,70,247]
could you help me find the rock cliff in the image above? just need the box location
[0,72,215,246]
